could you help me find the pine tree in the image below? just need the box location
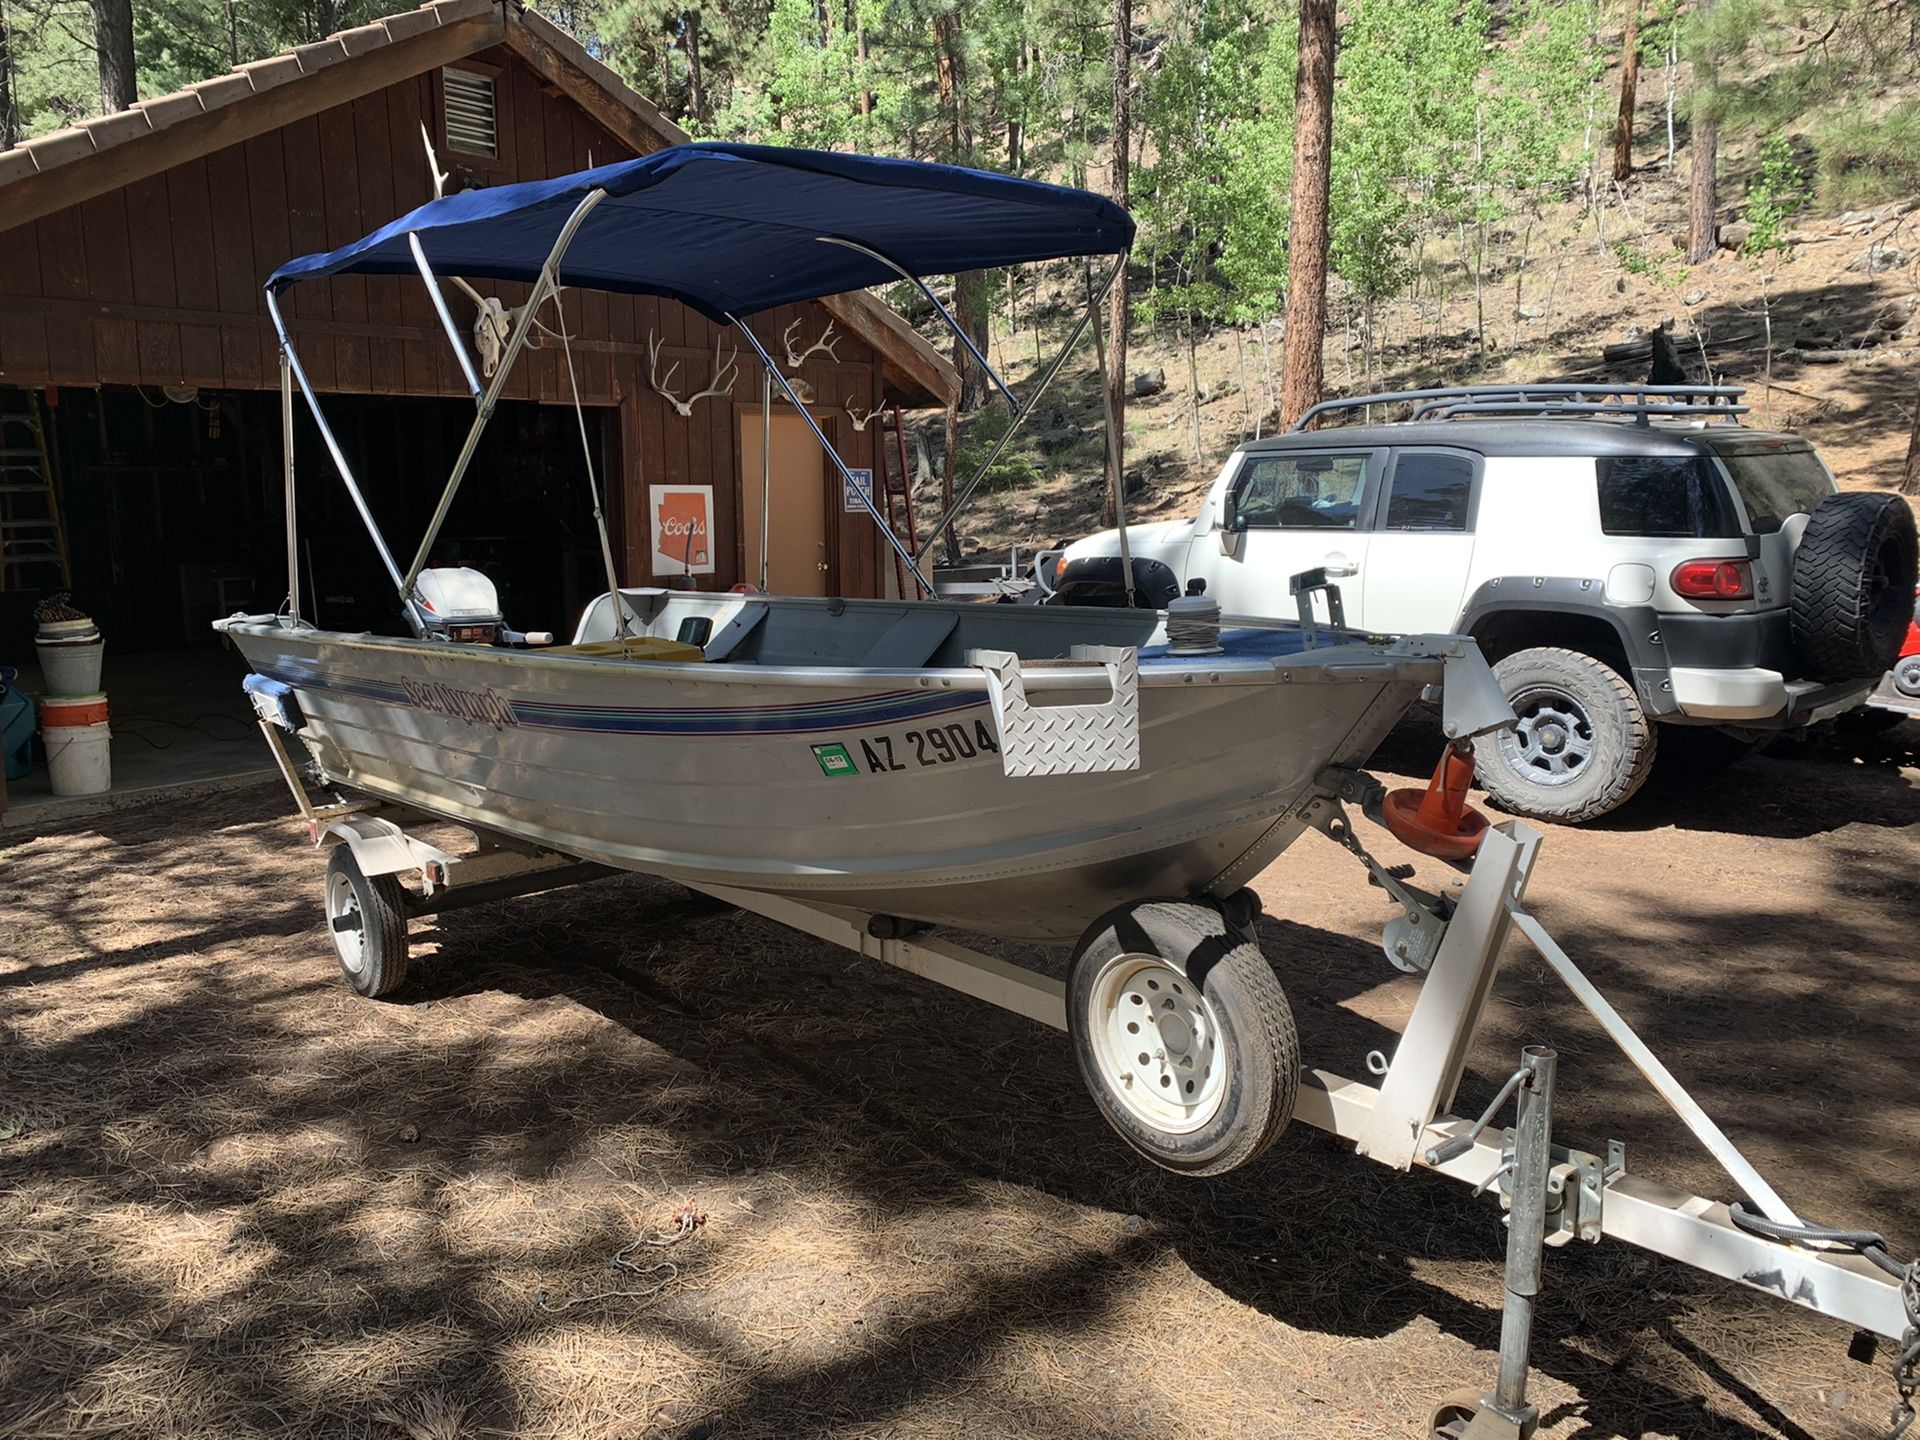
[1279,0,1334,428]
[1104,0,1130,526]
[1614,3,1640,180]
[1686,0,1719,261]
[90,0,135,111]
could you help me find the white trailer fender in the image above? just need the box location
[315,813,458,887]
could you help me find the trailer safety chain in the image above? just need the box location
[1728,1205,1919,1436]
[1892,1261,1919,1440]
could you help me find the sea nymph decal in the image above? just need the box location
[401,678,520,731]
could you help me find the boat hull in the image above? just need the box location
[226,620,1435,940]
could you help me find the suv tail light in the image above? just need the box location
[1671,558,1754,600]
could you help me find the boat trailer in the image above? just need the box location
[253,713,1917,1439]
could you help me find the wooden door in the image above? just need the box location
[739,411,833,596]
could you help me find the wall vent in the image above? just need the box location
[442,67,498,158]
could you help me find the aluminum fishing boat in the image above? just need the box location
[219,143,1509,941]
[216,151,1920,1430]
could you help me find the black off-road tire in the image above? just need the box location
[1067,902,1298,1177]
[1790,492,1918,682]
[1473,647,1657,823]
[324,847,411,998]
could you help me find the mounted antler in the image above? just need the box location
[842,398,886,432]
[782,319,841,370]
[649,333,741,418]
[420,124,567,377]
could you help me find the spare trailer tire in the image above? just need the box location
[1789,492,1918,682]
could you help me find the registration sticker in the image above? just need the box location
[811,742,859,777]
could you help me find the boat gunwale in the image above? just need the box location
[216,614,1457,693]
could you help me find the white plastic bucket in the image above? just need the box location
[44,720,111,796]
[36,638,104,696]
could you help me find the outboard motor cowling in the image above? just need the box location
[414,566,506,643]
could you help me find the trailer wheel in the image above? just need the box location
[324,847,411,998]
[1068,901,1298,1177]
[1428,1389,1493,1440]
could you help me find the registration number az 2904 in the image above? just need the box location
[811,718,1001,777]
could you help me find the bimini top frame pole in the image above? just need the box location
[816,236,1022,414]
[916,253,1127,571]
[730,315,934,597]
[399,189,608,608]
[266,287,408,597]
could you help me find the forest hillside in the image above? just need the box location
[5,0,1917,556]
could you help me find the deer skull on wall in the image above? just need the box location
[420,124,564,378]
[842,399,886,432]
[649,333,741,417]
[782,319,841,370]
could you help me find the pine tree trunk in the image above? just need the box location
[1279,0,1335,429]
[933,12,990,413]
[685,12,705,125]
[1613,5,1640,181]
[1903,387,1920,496]
[1104,0,1131,527]
[952,269,991,412]
[1686,0,1718,262]
[1185,322,1202,468]
[942,406,962,563]
[0,0,17,150]
[1687,117,1718,261]
[856,11,872,126]
[91,0,136,113]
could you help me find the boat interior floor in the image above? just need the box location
[566,590,1325,672]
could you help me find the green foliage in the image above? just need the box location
[1133,0,1293,328]
[1331,0,1485,302]
[1741,133,1805,255]
[1612,238,1689,287]
[954,411,1043,490]
[1688,0,1920,203]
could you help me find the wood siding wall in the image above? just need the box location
[0,48,892,595]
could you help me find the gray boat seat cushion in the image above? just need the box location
[861,610,960,668]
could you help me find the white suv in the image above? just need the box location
[1049,385,1919,822]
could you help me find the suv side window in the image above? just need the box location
[1380,450,1476,531]
[1596,456,1741,537]
[1231,453,1371,530]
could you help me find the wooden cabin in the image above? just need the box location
[0,0,957,654]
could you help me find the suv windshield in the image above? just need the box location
[1710,442,1832,534]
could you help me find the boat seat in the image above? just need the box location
[862,610,959,668]
[703,601,769,661]
[545,636,706,662]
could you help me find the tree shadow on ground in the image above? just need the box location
[1368,703,1920,840]
[1,779,1911,1437]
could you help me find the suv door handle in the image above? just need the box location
[1323,554,1358,578]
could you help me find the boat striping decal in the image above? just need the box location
[258,664,987,736]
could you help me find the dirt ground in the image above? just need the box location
[2,714,1918,1440]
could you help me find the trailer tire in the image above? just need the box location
[324,847,411,998]
[1068,901,1298,1177]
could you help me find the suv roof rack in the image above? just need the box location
[1291,383,1749,432]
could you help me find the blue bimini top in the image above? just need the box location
[267,142,1135,322]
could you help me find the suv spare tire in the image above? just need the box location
[1789,492,1918,682]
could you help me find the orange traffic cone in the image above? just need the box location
[1382,743,1490,861]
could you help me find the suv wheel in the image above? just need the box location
[1473,647,1657,823]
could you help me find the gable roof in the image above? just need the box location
[0,1,959,408]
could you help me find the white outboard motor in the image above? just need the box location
[413,567,551,646]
